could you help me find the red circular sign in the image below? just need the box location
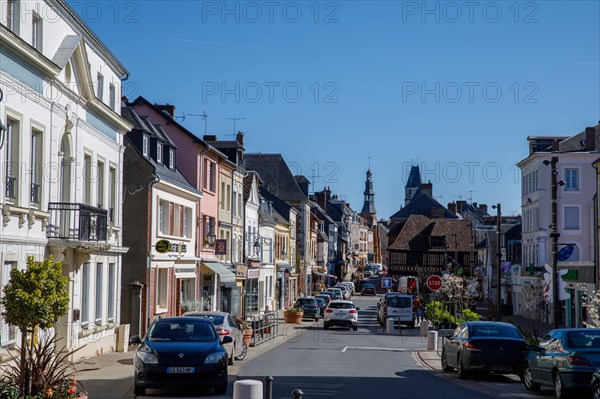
[426,275,443,291]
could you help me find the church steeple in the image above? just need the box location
[405,165,422,205]
[360,167,377,227]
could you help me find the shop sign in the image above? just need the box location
[247,267,260,279]
[155,239,171,254]
[215,239,227,255]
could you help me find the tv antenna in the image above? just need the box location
[187,111,208,135]
[466,190,477,203]
[172,112,187,122]
[225,117,245,134]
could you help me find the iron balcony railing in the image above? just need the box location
[47,203,108,241]
[5,176,17,200]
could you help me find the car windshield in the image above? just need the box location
[314,297,326,305]
[387,296,411,307]
[568,331,600,347]
[148,321,217,342]
[189,314,225,325]
[329,302,355,309]
[297,298,317,306]
[471,324,522,338]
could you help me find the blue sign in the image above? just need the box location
[558,245,574,261]
[382,277,392,288]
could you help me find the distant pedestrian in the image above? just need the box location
[413,297,422,322]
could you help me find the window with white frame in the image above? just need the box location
[565,168,579,191]
[108,263,116,321]
[564,206,580,230]
[5,118,20,202]
[226,184,231,212]
[81,262,91,325]
[32,12,43,51]
[1,261,17,346]
[142,134,149,157]
[156,268,168,310]
[83,154,92,205]
[30,129,42,205]
[220,181,225,210]
[109,83,116,110]
[97,160,105,208]
[109,167,116,223]
[173,204,181,236]
[169,148,174,169]
[156,142,163,164]
[158,201,166,234]
[95,263,104,323]
[97,72,104,100]
[183,207,192,238]
[6,0,19,34]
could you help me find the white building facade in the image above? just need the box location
[1,0,131,358]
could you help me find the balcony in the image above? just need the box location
[46,203,108,242]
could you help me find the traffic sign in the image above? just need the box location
[426,275,443,291]
[381,277,392,289]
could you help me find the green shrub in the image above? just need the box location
[459,309,481,322]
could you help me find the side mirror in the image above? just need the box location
[222,335,234,344]
[355,307,360,311]
[129,335,142,345]
[530,345,543,352]
[446,333,453,339]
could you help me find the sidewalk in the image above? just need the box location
[75,312,307,398]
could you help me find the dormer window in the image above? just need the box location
[97,72,104,100]
[142,134,149,157]
[156,142,163,164]
[169,148,175,169]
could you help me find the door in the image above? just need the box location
[536,331,560,385]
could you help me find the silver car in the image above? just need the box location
[183,311,247,365]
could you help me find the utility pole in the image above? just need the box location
[550,156,560,329]
[494,203,502,321]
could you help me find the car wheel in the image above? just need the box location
[215,383,227,395]
[353,324,358,331]
[441,351,453,372]
[228,346,235,366]
[457,353,469,379]
[315,317,319,322]
[554,371,570,399]
[593,383,600,399]
[324,322,329,330]
[235,340,248,361]
[134,383,146,396]
[523,364,540,392]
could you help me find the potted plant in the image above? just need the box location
[284,306,304,324]
[235,315,253,347]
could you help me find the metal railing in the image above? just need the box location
[248,311,280,347]
[46,202,108,241]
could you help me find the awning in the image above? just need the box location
[203,262,236,284]
[175,267,196,279]
[276,262,293,271]
[313,271,336,279]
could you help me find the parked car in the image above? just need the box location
[294,297,320,321]
[335,284,352,299]
[361,283,376,296]
[323,300,359,331]
[377,293,413,327]
[129,317,230,396]
[325,288,344,301]
[590,367,600,399]
[441,321,529,380]
[523,328,600,399]
[318,291,335,302]
[183,311,247,364]
[314,296,328,317]
[340,281,355,295]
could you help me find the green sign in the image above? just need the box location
[155,239,171,254]
[561,269,578,281]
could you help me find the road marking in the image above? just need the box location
[342,346,415,352]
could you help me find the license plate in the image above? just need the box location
[335,312,344,316]
[167,367,195,374]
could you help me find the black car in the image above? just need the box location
[130,317,231,395]
[441,321,530,379]
[295,297,320,321]
[592,368,600,399]
[314,296,328,317]
[362,283,376,296]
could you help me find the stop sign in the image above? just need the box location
[426,275,443,291]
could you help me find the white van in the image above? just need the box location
[378,293,414,328]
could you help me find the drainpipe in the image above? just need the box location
[145,174,160,334]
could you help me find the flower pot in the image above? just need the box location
[284,310,303,324]
[242,328,253,347]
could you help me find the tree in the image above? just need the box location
[520,280,550,343]
[1,256,69,394]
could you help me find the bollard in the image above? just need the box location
[386,318,395,334]
[292,388,304,399]
[233,379,263,399]
[264,376,273,399]
[427,330,438,351]
[420,320,429,337]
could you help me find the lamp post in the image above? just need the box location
[492,203,502,321]
[544,156,561,329]
[206,219,216,246]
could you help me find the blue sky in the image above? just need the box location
[69,1,599,218]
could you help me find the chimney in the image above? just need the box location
[479,204,488,215]
[295,175,309,197]
[551,139,560,151]
[155,104,175,117]
[419,181,433,197]
[585,127,596,151]
[236,131,244,145]
[315,189,327,212]
[456,200,466,210]
[448,202,457,214]
[203,135,217,141]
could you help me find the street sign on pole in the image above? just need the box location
[426,275,443,292]
[381,277,392,289]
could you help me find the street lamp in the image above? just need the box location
[206,220,216,246]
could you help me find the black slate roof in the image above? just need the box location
[242,154,307,202]
[406,165,422,188]
[390,191,457,220]
[258,186,293,223]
